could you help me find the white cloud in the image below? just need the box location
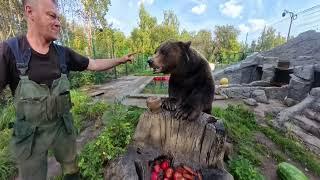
[238,18,267,34]
[219,0,243,18]
[137,0,154,6]
[191,4,207,15]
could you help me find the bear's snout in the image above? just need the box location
[147,58,154,65]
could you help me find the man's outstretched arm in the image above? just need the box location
[87,53,136,71]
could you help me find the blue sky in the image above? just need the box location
[105,0,320,42]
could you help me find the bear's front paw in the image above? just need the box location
[175,104,200,121]
[161,98,177,111]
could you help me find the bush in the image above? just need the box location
[78,103,144,179]
[0,129,16,179]
[229,156,265,180]
[0,101,15,131]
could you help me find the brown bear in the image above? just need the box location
[147,41,215,121]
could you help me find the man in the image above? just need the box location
[0,0,135,179]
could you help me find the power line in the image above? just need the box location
[295,18,320,27]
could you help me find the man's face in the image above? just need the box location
[26,0,61,41]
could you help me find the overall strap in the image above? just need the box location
[53,43,68,74]
[6,37,31,76]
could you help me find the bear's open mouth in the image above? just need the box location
[152,65,163,73]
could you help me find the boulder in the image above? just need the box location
[294,65,314,81]
[310,87,320,97]
[251,90,269,104]
[288,75,312,101]
[284,97,298,107]
[243,98,258,106]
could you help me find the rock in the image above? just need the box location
[240,66,259,84]
[248,80,271,87]
[251,90,269,104]
[292,115,320,138]
[294,65,314,81]
[265,107,285,118]
[310,87,320,97]
[243,98,258,106]
[287,75,312,101]
[261,70,274,82]
[201,168,234,180]
[264,86,289,100]
[262,31,320,64]
[220,86,253,99]
[304,109,316,120]
[284,97,298,107]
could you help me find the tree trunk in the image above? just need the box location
[104,108,233,180]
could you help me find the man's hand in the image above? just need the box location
[120,52,136,64]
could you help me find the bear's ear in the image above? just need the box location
[184,41,192,49]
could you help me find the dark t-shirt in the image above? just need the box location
[0,36,89,94]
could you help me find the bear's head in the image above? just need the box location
[147,41,192,74]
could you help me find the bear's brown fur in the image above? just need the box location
[148,41,215,121]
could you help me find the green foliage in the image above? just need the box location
[142,82,168,94]
[0,101,15,131]
[229,156,265,180]
[260,126,320,175]
[0,129,16,179]
[251,27,286,52]
[213,105,256,142]
[70,90,108,132]
[78,103,144,179]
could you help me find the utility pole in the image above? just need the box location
[244,32,248,52]
[111,29,117,79]
[282,9,298,41]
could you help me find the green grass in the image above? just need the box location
[141,81,168,94]
[0,124,16,179]
[70,90,108,132]
[0,101,15,131]
[214,104,320,178]
[229,156,265,180]
[78,103,144,180]
[260,126,320,175]
[213,105,265,178]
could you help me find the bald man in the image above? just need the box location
[0,0,135,179]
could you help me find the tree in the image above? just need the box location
[77,0,111,57]
[179,30,193,42]
[213,25,241,64]
[0,0,26,41]
[191,30,215,62]
[256,27,286,51]
[150,10,181,50]
[130,4,157,55]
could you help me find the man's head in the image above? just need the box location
[147,41,192,74]
[23,0,61,41]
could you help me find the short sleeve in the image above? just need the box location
[65,47,89,72]
[0,43,9,93]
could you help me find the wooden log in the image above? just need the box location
[104,97,232,180]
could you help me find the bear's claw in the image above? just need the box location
[175,104,199,121]
[161,98,177,111]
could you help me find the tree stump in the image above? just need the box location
[104,97,233,180]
